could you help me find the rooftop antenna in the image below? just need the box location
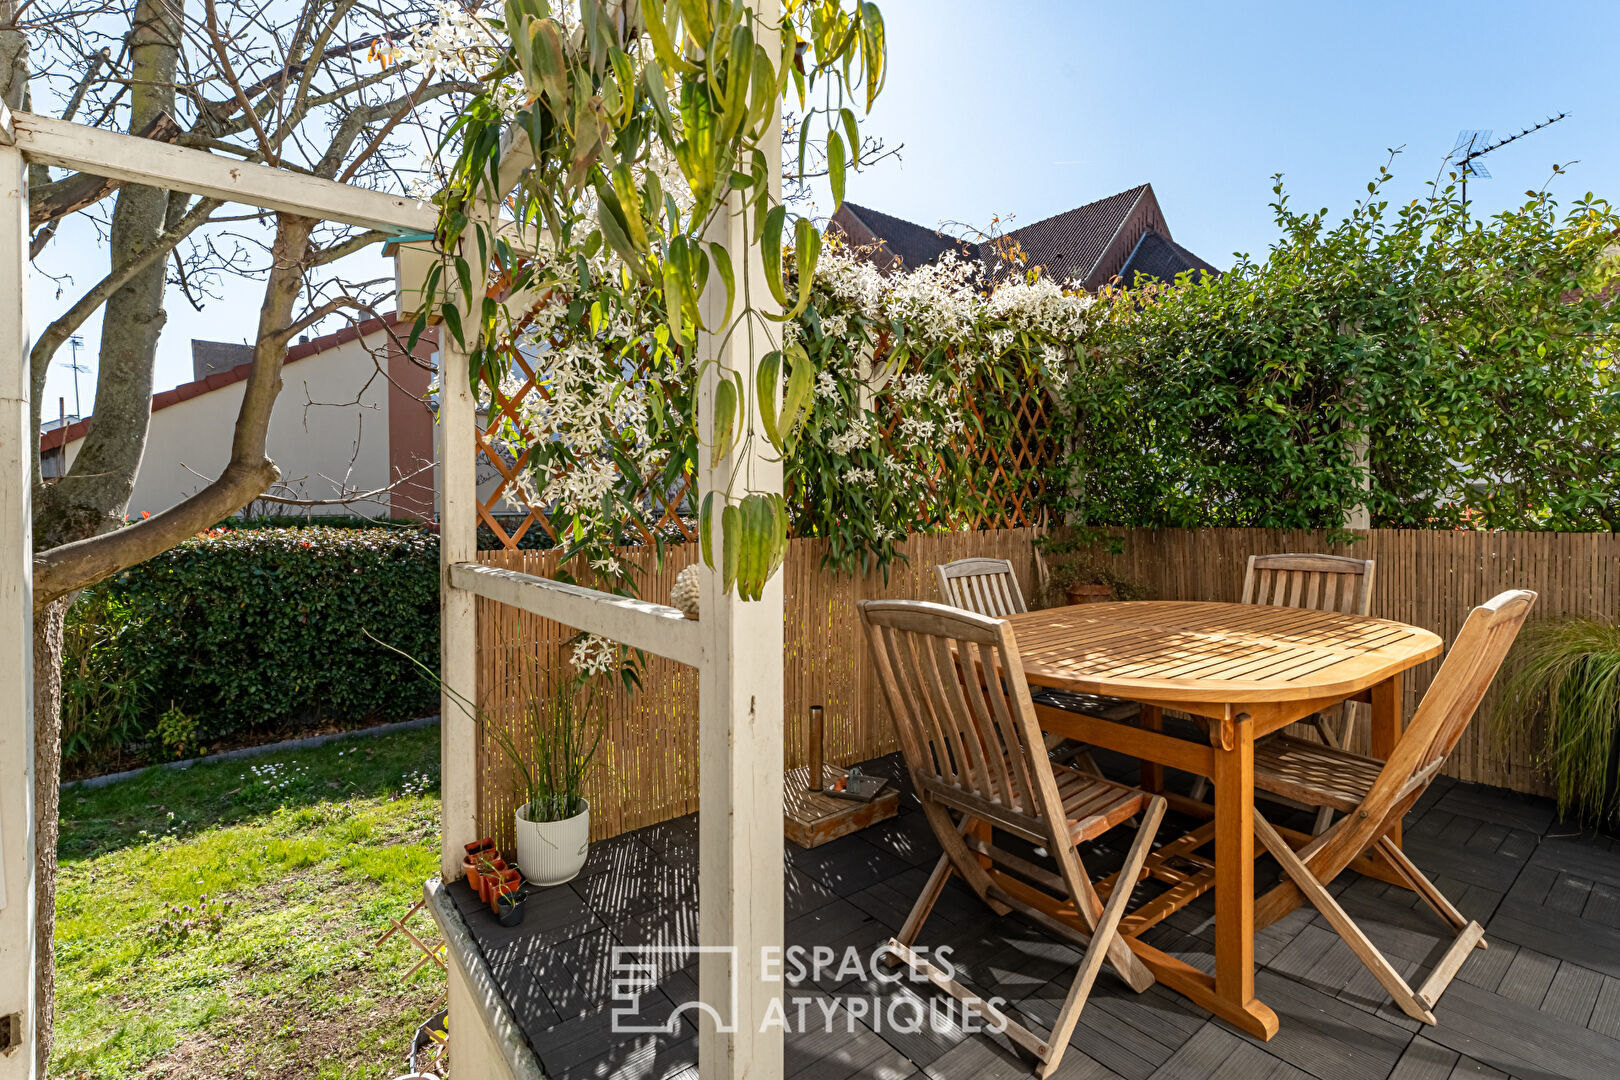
[1450,112,1568,216]
[62,334,88,417]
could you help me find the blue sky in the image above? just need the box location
[34,0,1620,416]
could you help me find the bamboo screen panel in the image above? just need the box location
[474,528,1044,847]
[1058,527,1620,798]
[475,525,1619,845]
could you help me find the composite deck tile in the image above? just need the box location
[1434,786,1557,836]
[1387,1035,1461,1080]
[1427,978,1620,1080]
[1589,974,1620,1039]
[925,1031,1119,1080]
[538,989,681,1074]
[787,865,842,920]
[1582,880,1620,928]
[449,752,1620,1080]
[1540,960,1604,1026]
[1147,1023,1310,1080]
[570,852,696,918]
[1489,898,1620,979]
[1495,946,1562,1007]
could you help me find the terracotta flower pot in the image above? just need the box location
[464,837,496,859]
[461,855,481,892]
[475,858,507,904]
[1065,583,1115,605]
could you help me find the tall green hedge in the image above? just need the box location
[1055,168,1620,532]
[81,528,440,749]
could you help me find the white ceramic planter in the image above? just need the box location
[515,799,590,886]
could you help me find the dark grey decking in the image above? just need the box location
[449,750,1620,1080]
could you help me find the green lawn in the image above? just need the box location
[53,725,448,1079]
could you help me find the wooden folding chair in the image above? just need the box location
[934,558,1139,774]
[860,598,1166,1078]
[1249,589,1536,1025]
[1189,553,1375,829]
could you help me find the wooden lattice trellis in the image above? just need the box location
[472,358,1059,552]
[474,339,701,550]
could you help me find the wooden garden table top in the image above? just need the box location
[1005,600,1443,711]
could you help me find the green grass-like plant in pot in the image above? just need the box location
[1497,616,1620,828]
[501,655,605,887]
[372,631,608,886]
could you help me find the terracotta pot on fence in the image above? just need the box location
[1065,584,1115,605]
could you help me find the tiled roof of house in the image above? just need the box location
[1001,185,1149,286]
[833,184,1218,289]
[834,202,978,268]
[1117,229,1221,287]
[39,312,403,453]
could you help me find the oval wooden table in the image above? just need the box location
[1004,600,1443,1040]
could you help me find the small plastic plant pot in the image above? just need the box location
[495,891,526,927]
[489,870,522,915]
[464,837,497,859]
[461,855,481,893]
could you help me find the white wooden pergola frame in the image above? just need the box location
[0,28,786,1074]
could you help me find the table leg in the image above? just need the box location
[1213,714,1256,1010]
[1139,704,1164,795]
[1370,673,1403,848]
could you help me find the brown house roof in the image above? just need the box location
[1117,230,1221,287]
[830,184,1218,291]
[830,202,978,271]
[1001,185,1151,287]
[40,312,403,453]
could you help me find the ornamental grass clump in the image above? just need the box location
[1497,617,1620,824]
[500,664,605,825]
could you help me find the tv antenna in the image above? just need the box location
[1449,112,1568,214]
[62,334,88,417]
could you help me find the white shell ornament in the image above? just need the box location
[670,564,701,619]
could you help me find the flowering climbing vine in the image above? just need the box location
[482,238,1101,587]
[414,0,890,600]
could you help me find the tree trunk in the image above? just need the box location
[33,598,66,1076]
[31,0,181,543]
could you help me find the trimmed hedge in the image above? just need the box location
[87,527,440,745]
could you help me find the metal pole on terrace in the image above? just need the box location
[0,122,39,1080]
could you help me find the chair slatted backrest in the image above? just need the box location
[934,558,1028,619]
[1328,590,1537,857]
[860,599,1057,833]
[1243,553,1376,616]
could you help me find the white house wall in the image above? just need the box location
[58,330,409,518]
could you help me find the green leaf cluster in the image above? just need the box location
[425,0,887,602]
[67,528,440,765]
[1056,166,1620,532]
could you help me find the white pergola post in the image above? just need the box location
[437,281,482,880]
[0,137,39,1080]
[695,93,785,1079]
[0,103,436,1073]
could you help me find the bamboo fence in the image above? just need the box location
[473,528,1042,845]
[474,526,1618,845]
